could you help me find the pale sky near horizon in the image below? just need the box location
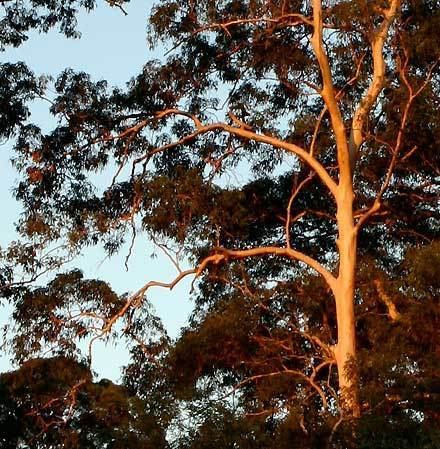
[0,0,194,381]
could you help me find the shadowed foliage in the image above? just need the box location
[0,0,439,448]
[0,357,167,449]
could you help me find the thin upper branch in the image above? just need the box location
[356,51,438,231]
[193,13,313,36]
[349,0,401,173]
[285,173,315,248]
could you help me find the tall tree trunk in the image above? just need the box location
[333,184,360,418]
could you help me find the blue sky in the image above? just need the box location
[1,0,194,380]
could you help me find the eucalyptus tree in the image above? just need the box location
[2,0,439,443]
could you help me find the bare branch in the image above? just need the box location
[193,14,313,36]
[84,240,337,361]
[211,246,336,290]
[87,267,198,360]
[349,0,401,173]
[285,173,315,248]
[151,235,184,274]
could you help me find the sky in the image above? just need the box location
[0,0,194,381]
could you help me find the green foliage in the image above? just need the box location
[1,0,439,448]
[0,63,45,139]
[5,0,437,264]
[164,247,440,448]
[0,0,132,49]
[4,268,167,368]
[0,356,167,448]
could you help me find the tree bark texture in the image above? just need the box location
[333,185,360,417]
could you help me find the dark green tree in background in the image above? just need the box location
[0,356,168,448]
[1,0,439,448]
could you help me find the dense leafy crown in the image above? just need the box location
[0,357,167,448]
[0,0,439,448]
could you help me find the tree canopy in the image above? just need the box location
[0,356,168,448]
[1,0,439,448]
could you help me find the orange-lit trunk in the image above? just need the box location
[333,184,360,418]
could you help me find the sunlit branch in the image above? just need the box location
[309,105,327,157]
[25,378,86,441]
[128,109,338,197]
[310,52,366,157]
[373,279,401,321]
[207,271,334,360]
[85,242,336,361]
[65,105,338,198]
[226,369,329,410]
[86,267,198,360]
[208,246,336,290]
[193,14,313,37]
[349,0,401,173]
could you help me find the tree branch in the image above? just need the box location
[285,173,315,248]
[210,246,336,290]
[374,279,401,321]
[356,51,438,231]
[349,0,401,173]
[192,14,313,37]
[131,112,338,197]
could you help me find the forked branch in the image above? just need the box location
[86,241,336,359]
